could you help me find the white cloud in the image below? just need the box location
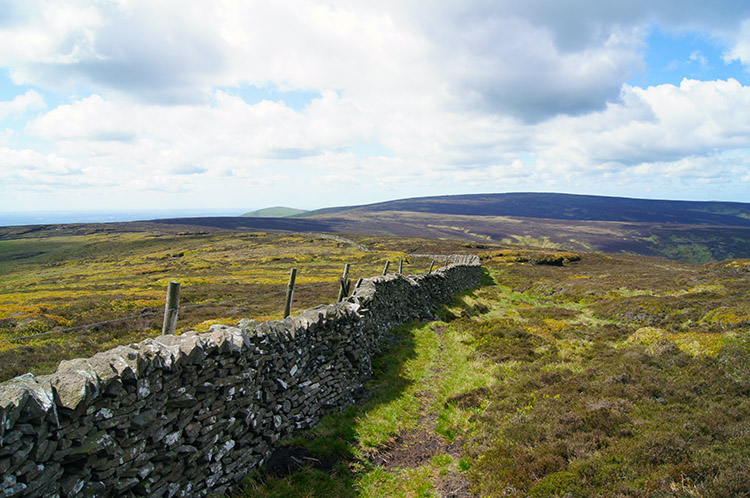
[529,79,750,188]
[0,1,434,106]
[402,0,750,122]
[2,0,748,122]
[0,90,45,120]
[724,19,750,67]
[689,51,708,68]
[415,7,644,122]
[0,147,84,192]
[12,74,750,209]
[0,1,103,72]
[3,0,750,211]
[1,1,227,102]
[22,89,378,186]
[27,94,135,141]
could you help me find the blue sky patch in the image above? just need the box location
[221,84,322,111]
[347,141,395,158]
[0,69,72,111]
[0,69,22,100]
[629,28,748,88]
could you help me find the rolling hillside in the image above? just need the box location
[301,192,750,226]
[146,193,750,263]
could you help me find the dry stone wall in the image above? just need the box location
[0,256,481,497]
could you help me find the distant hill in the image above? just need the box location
[241,206,308,218]
[302,192,750,226]
[146,193,750,263]
[298,193,750,262]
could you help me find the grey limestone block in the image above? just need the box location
[92,345,141,383]
[0,375,36,433]
[48,368,100,413]
[205,325,251,353]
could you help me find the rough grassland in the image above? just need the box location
[1,224,467,381]
[234,251,750,497]
[3,223,750,497]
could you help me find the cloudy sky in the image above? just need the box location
[2,0,750,215]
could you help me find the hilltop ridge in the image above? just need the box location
[73,192,750,263]
[300,192,750,226]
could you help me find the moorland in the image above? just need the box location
[0,221,448,380]
[2,203,750,496]
[148,193,750,263]
[233,247,750,497]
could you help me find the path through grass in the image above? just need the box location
[233,296,497,498]
[233,253,750,497]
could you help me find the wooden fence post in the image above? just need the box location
[338,263,351,302]
[428,260,435,274]
[162,281,181,335]
[382,261,390,276]
[398,259,404,274]
[284,268,297,318]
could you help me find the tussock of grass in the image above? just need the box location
[456,254,750,497]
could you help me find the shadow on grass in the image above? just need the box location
[479,267,496,287]
[231,280,495,497]
[231,321,421,498]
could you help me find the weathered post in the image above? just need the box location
[428,260,435,274]
[382,261,390,275]
[398,259,404,274]
[162,281,181,335]
[284,268,297,318]
[337,263,351,302]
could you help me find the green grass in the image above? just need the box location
[231,300,497,498]
[230,250,750,497]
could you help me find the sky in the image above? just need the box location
[2,0,750,216]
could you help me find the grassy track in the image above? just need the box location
[233,313,495,498]
[233,253,750,497]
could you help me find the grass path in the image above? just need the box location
[234,289,496,497]
[236,255,750,497]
